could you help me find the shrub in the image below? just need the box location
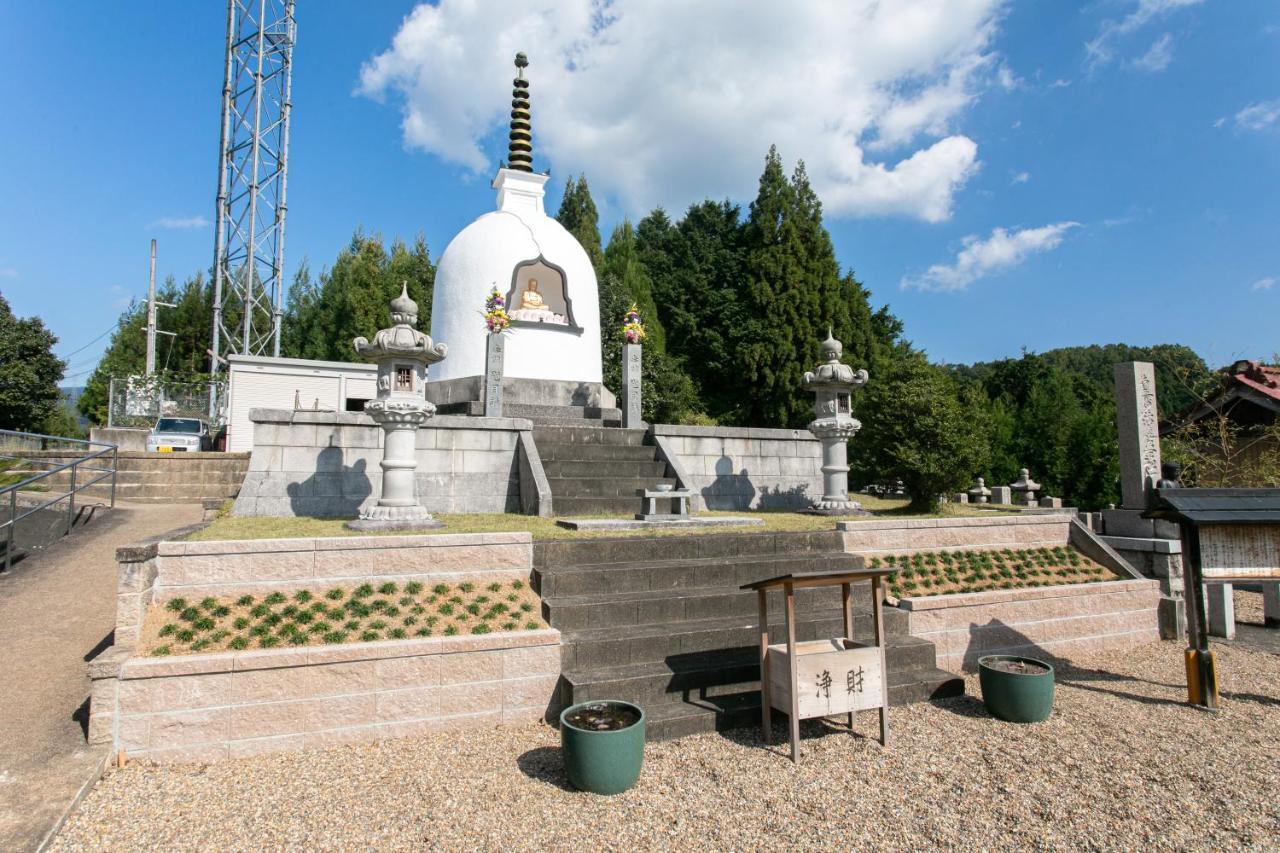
[405,581,423,595]
[235,594,254,607]
[264,592,286,605]
[166,598,187,613]
[378,582,398,595]
[326,588,345,600]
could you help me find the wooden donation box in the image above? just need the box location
[1146,488,1280,709]
[742,566,897,764]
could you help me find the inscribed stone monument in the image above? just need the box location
[622,343,642,428]
[1113,361,1162,510]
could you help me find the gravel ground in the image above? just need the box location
[52,639,1279,851]
[1235,589,1266,626]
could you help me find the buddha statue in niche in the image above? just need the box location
[518,278,550,312]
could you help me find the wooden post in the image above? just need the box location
[871,575,889,746]
[842,581,855,731]
[757,588,772,744]
[785,582,800,763]
[1180,522,1218,709]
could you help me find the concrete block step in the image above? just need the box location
[533,530,847,569]
[544,579,871,631]
[536,443,659,462]
[536,552,863,597]
[557,609,912,670]
[564,637,940,709]
[507,404,623,423]
[541,459,669,479]
[545,477,677,498]
[532,426,647,446]
[639,666,966,742]
[545,497,650,516]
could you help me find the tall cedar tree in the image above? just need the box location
[282,233,435,362]
[0,292,66,432]
[602,220,665,352]
[740,149,850,427]
[559,177,700,421]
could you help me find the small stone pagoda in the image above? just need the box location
[347,284,448,531]
[802,331,869,514]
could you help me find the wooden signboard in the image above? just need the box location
[1198,524,1280,580]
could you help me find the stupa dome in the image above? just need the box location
[428,169,603,386]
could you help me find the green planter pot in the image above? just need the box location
[559,700,645,795]
[978,655,1055,723]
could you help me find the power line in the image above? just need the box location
[57,326,115,360]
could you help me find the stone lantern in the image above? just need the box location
[346,284,449,531]
[802,331,869,514]
[968,477,992,504]
[1009,468,1041,507]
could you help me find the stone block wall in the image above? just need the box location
[837,514,1074,555]
[114,532,534,643]
[901,579,1162,672]
[89,630,561,762]
[10,450,249,504]
[233,409,533,517]
[650,425,822,512]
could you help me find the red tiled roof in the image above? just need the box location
[1227,360,1280,403]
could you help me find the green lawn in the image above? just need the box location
[188,495,1015,542]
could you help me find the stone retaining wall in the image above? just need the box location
[232,409,537,517]
[650,424,822,512]
[88,630,561,763]
[115,532,534,645]
[837,514,1074,554]
[9,450,249,504]
[901,579,1161,672]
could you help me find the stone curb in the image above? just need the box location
[898,578,1159,611]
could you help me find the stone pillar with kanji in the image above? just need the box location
[347,283,448,531]
[802,331,869,514]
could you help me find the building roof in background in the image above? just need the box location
[1162,360,1280,434]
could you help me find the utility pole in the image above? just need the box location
[144,239,176,377]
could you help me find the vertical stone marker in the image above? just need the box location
[484,334,505,417]
[1113,361,1162,509]
[622,343,642,428]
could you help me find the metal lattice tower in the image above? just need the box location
[210,0,296,371]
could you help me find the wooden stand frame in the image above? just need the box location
[744,567,897,764]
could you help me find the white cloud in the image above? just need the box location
[148,216,210,230]
[901,221,1080,292]
[1213,116,1226,128]
[1235,100,1280,131]
[1252,276,1276,292]
[359,0,1007,222]
[1011,170,1030,184]
[1049,78,1072,88]
[997,64,1019,91]
[1086,0,1201,70]
[1132,33,1174,72]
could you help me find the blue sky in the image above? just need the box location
[0,1,1275,387]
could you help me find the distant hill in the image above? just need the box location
[946,343,1213,418]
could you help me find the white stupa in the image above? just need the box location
[427,53,611,413]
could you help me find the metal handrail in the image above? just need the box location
[0,429,118,571]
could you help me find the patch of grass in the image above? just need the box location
[264,592,286,605]
[471,623,491,635]
[378,582,398,595]
[235,595,255,607]
[294,590,313,603]
[326,588,345,600]
[151,645,171,657]
[360,630,380,642]
[228,636,249,650]
[405,581,423,595]
[166,598,188,613]
[459,582,475,594]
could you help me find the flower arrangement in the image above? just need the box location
[622,303,646,344]
[484,286,511,334]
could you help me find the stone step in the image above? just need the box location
[507,403,623,423]
[545,496,651,516]
[557,609,911,670]
[536,552,863,597]
[547,584,848,631]
[536,443,659,462]
[638,667,966,741]
[544,477,677,498]
[532,426,647,446]
[563,636,941,711]
[533,530,847,569]
[541,459,669,479]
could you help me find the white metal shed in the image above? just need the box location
[225,355,378,452]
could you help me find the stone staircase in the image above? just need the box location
[534,530,964,740]
[533,425,674,517]
[5,451,249,504]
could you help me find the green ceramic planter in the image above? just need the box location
[559,700,645,795]
[978,655,1055,723]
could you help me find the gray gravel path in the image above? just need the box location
[51,638,1279,851]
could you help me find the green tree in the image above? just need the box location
[0,292,66,432]
[857,353,992,512]
[555,175,604,273]
[602,220,665,352]
[283,233,435,362]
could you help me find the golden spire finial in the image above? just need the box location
[508,52,533,172]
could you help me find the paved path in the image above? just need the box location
[0,501,202,852]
